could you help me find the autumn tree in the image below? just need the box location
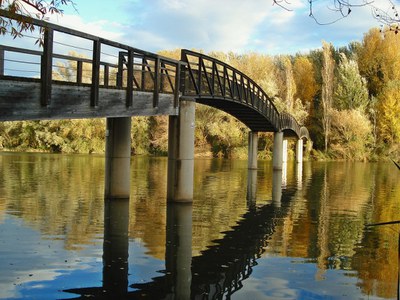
[293,55,318,107]
[321,41,335,153]
[330,109,373,160]
[377,80,400,148]
[357,28,400,97]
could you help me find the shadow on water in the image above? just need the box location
[62,171,297,299]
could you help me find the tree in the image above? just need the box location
[377,80,400,148]
[358,28,400,97]
[334,53,369,111]
[274,55,296,111]
[330,109,373,160]
[293,55,318,108]
[0,0,74,42]
[321,41,335,153]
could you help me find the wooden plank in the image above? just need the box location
[40,27,53,106]
[0,80,177,121]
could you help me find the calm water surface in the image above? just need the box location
[0,152,399,299]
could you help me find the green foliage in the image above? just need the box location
[195,104,248,158]
[334,53,369,111]
[0,119,105,153]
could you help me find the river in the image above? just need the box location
[0,152,399,299]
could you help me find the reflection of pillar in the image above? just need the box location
[104,117,132,199]
[246,169,257,208]
[296,139,303,163]
[296,161,303,189]
[103,198,129,297]
[272,170,282,207]
[273,131,283,170]
[166,203,192,299]
[167,100,196,202]
[282,139,288,163]
[248,131,258,170]
[282,162,287,188]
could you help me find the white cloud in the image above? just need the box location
[3,0,389,57]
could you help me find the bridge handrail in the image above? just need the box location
[0,9,183,108]
[180,49,280,131]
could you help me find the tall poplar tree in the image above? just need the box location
[321,41,335,153]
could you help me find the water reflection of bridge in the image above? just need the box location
[63,170,298,299]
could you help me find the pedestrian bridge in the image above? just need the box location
[0,9,310,201]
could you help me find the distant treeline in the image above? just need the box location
[1,27,399,160]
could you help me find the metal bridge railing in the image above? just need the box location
[180,49,281,131]
[0,9,183,108]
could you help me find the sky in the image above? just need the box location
[42,0,396,56]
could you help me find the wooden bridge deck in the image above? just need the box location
[0,77,177,121]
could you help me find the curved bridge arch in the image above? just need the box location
[181,50,280,132]
[180,50,307,139]
[280,113,310,140]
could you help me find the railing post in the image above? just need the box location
[211,61,216,95]
[41,27,53,106]
[104,65,109,87]
[126,49,133,107]
[76,60,83,84]
[91,39,101,107]
[153,56,160,108]
[160,61,165,94]
[0,47,4,76]
[141,56,146,91]
[173,62,181,108]
[223,66,227,97]
[197,56,202,95]
[117,52,125,88]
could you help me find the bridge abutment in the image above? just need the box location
[104,117,132,199]
[167,100,196,202]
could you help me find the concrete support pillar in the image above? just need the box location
[103,198,129,297]
[296,139,303,163]
[104,117,132,199]
[166,203,192,299]
[272,131,283,170]
[248,131,258,170]
[167,100,196,202]
[282,139,288,163]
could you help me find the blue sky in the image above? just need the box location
[0,0,390,56]
[47,0,394,55]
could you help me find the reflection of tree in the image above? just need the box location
[0,153,105,250]
[352,163,400,298]
[266,161,399,299]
